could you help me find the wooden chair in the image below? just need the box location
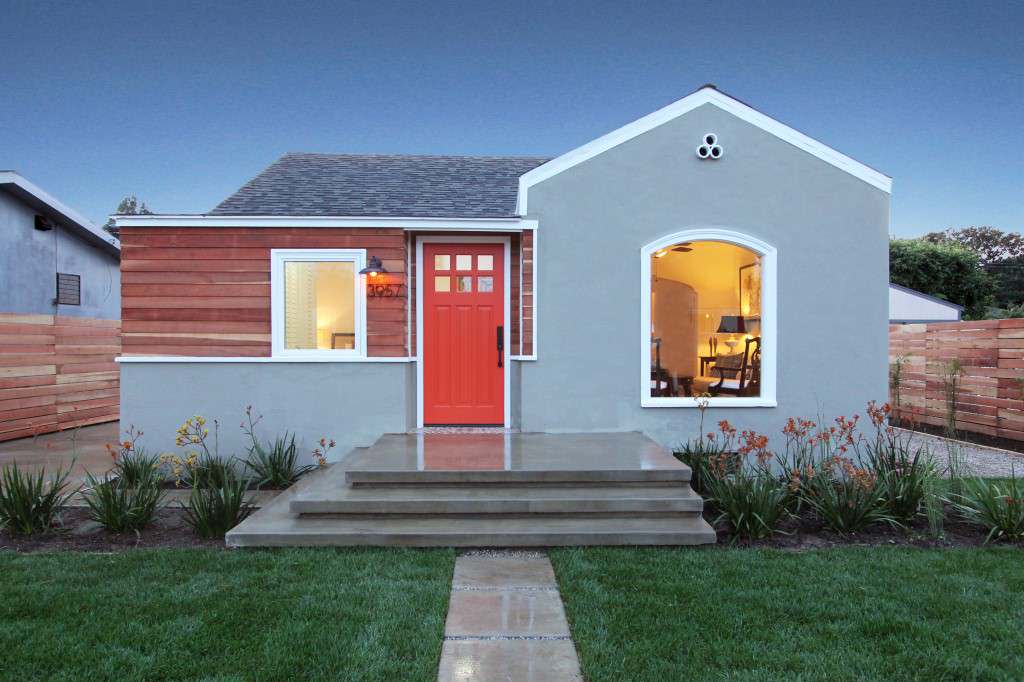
[709,337,761,397]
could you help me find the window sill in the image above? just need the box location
[641,396,778,408]
[116,356,415,364]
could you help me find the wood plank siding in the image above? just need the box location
[0,314,120,442]
[119,227,535,359]
[890,319,1024,442]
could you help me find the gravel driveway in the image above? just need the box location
[896,428,1024,478]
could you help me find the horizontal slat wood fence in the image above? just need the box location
[890,319,1024,441]
[0,314,120,442]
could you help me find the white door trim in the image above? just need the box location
[416,235,512,428]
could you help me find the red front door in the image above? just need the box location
[423,243,505,425]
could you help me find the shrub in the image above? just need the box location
[864,406,937,524]
[800,456,896,534]
[106,426,165,488]
[705,467,790,540]
[161,415,241,488]
[81,472,164,533]
[0,463,76,535]
[240,407,315,488]
[951,476,1024,543]
[183,472,255,538]
[674,437,724,496]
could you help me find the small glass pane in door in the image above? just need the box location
[434,276,451,292]
[434,255,451,270]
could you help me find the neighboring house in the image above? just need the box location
[0,172,120,318]
[114,85,891,460]
[0,172,121,441]
[889,282,963,323]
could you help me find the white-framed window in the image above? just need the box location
[271,249,367,359]
[640,228,777,408]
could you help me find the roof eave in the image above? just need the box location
[0,172,120,257]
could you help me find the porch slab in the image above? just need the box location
[343,431,691,484]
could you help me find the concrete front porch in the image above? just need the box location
[227,431,716,547]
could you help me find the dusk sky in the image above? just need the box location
[2,0,1021,237]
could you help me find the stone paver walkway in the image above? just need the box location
[437,552,582,681]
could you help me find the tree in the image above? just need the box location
[102,195,152,238]
[922,226,1024,265]
[889,238,997,319]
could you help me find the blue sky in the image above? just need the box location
[1,0,1021,236]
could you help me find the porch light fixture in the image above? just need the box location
[359,255,387,278]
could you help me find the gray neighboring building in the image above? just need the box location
[115,85,891,461]
[889,282,963,323]
[0,172,120,318]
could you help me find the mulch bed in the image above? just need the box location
[0,508,224,553]
[711,505,1019,549]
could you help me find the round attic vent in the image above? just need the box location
[696,133,723,160]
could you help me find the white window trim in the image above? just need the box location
[270,248,367,360]
[640,227,778,408]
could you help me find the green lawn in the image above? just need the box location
[551,546,1024,681]
[0,548,455,681]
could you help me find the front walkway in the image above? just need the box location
[438,552,582,681]
[0,421,118,482]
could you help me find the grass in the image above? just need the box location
[0,548,455,681]
[550,546,1024,681]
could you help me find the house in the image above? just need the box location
[113,85,891,464]
[0,172,121,441]
[889,282,963,323]
[0,171,120,319]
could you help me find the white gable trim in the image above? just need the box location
[112,214,537,231]
[517,86,891,214]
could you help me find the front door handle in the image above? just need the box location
[496,325,504,368]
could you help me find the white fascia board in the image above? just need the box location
[516,86,892,214]
[112,214,538,231]
[0,171,120,252]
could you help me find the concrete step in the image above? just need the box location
[226,512,717,548]
[290,484,703,515]
[346,467,690,485]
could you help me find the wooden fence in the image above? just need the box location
[889,319,1024,441]
[0,314,120,442]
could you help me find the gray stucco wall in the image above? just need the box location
[0,191,120,319]
[120,361,413,464]
[521,103,890,448]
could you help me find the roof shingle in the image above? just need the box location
[211,153,550,218]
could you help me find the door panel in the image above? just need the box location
[423,243,505,424]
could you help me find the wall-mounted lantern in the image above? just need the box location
[360,255,404,297]
[359,255,387,278]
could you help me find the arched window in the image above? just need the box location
[640,228,776,407]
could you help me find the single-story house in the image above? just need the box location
[0,172,121,441]
[889,282,963,323]
[1,171,120,319]
[114,85,890,461]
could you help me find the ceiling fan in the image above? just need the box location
[653,242,693,258]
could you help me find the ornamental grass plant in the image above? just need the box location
[951,474,1024,543]
[0,462,76,535]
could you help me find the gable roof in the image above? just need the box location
[0,171,119,256]
[212,153,550,218]
[516,84,891,214]
[888,282,964,311]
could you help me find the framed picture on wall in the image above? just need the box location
[739,261,762,317]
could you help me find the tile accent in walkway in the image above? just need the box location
[437,552,583,681]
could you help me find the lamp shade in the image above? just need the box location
[359,255,387,277]
[716,315,746,334]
